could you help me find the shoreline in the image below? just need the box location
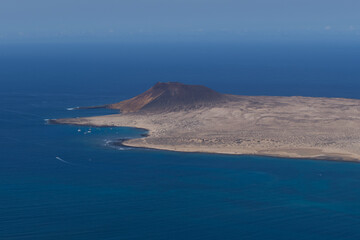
[50,120,359,163]
[119,138,360,163]
[50,94,360,163]
[107,132,360,163]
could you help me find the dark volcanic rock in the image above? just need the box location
[107,82,226,113]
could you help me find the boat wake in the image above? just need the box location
[55,156,75,165]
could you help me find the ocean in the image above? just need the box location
[1,42,360,239]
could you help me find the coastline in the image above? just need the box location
[51,94,360,163]
[119,137,359,163]
[118,137,358,163]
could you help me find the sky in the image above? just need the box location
[1,0,360,43]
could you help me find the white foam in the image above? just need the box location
[55,156,73,165]
[116,147,127,150]
[103,139,130,151]
[66,107,78,111]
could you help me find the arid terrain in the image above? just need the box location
[52,82,360,161]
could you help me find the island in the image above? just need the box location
[51,82,360,161]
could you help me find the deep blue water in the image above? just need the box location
[1,43,360,239]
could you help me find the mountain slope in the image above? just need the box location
[107,82,226,113]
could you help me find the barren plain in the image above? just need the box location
[53,85,360,161]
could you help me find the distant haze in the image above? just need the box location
[1,0,360,43]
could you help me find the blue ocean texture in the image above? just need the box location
[1,42,360,239]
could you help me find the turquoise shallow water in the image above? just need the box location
[1,43,360,239]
